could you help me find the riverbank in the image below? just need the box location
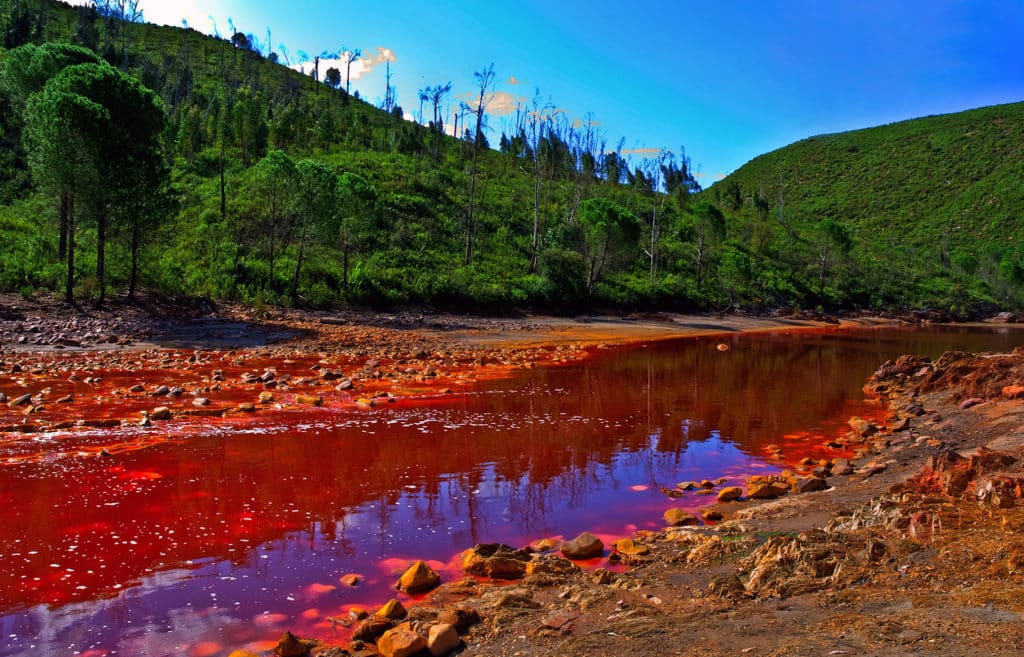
[264,348,1024,657]
[4,294,1024,657]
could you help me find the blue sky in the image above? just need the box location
[117,1,1024,183]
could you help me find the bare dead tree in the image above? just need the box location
[465,63,497,265]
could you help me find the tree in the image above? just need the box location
[684,201,726,291]
[577,198,640,293]
[341,48,362,97]
[465,62,497,265]
[1,42,102,261]
[324,66,341,90]
[232,86,268,167]
[813,218,852,299]
[24,84,105,302]
[0,42,101,117]
[25,62,166,303]
[335,172,378,289]
[291,159,336,300]
[248,150,297,286]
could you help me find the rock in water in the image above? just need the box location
[560,532,604,559]
[272,631,313,657]
[663,508,699,526]
[717,486,743,502]
[375,598,407,620]
[396,560,441,593]
[461,543,532,579]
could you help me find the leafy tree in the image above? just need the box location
[1,42,101,118]
[324,66,341,90]
[25,61,165,303]
[247,149,297,285]
[232,86,268,167]
[812,218,852,299]
[24,82,105,302]
[577,198,640,293]
[291,159,336,299]
[682,201,725,291]
[335,172,378,289]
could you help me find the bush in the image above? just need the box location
[537,248,586,304]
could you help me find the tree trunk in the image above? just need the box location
[465,150,478,265]
[96,210,106,304]
[65,195,75,303]
[128,214,140,300]
[530,165,541,271]
[58,192,68,260]
[291,242,304,301]
[219,147,226,220]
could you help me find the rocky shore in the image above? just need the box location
[5,293,1024,656]
[252,348,1024,657]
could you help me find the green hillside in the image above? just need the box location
[0,0,1021,316]
[708,102,1024,312]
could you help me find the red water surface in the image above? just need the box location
[1,325,1022,656]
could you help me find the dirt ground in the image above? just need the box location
[3,293,1024,657]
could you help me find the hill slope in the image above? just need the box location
[710,102,1024,310]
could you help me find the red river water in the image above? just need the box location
[1,325,1022,655]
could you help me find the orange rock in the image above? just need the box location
[1002,385,1024,399]
[716,486,743,502]
[377,624,427,657]
[663,508,699,526]
[613,538,650,556]
[395,560,440,594]
[375,598,407,620]
[560,532,604,560]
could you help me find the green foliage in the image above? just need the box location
[0,0,1019,315]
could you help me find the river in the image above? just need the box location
[1,325,1022,656]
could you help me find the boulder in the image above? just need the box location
[375,598,407,620]
[427,623,460,656]
[560,532,604,559]
[377,625,426,657]
[524,554,580,578]
[461,543,531,580]
[663,508,699,526]
[436,607,481,634]
[701,508,724,521]
[396,560,441,593]
[795,476,829,494]
[352,616,395,642]
[848,416,878,437]
[717,486,743,502]
[1003,386,1024,399]
[612,538,650,556]
[272,631,314,657]
[746,476,790,499]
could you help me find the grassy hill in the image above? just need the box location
[1,1,1021,316]
[706,102,1024,312]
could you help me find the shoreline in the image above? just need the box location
[4,297,1024,656]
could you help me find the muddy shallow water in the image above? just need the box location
[1,325,1022,656]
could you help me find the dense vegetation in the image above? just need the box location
[0,0,1021,315]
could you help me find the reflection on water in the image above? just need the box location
[1,325,1022,656]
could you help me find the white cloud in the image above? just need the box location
[65,0,217,33]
